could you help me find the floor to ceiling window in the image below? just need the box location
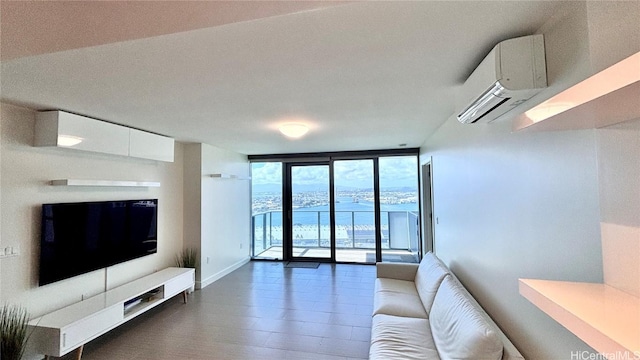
[379,156,420,263]
[333,159,376,262]
[250,150,421,264]
[251,162,283,260]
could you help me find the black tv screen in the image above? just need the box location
[40,199,158,286]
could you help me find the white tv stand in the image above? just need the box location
[28,267,195,359]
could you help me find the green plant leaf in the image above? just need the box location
[1,304,30,360]
[176,248,198,268]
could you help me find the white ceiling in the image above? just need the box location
[1,1,563,155]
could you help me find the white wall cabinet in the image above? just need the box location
[34,111,129,156]
[129,128,174,162]
[27,267,194,358]
[35,110,174,162]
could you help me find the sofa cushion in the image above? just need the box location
[430,276,503,360]
[373,278,428,319]
[414,252,450,315]
[375,277,419,294]
[376,262,419,281]
[370,314,440,360]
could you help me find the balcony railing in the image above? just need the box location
[251,210,419,256]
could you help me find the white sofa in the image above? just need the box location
[370,252,524,360]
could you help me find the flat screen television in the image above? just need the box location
[39,199,158,286]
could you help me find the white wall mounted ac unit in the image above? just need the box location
[457,34,547,124]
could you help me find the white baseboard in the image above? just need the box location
[196,257,250,289]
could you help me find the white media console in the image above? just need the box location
[28,267,195,359]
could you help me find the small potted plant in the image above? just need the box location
[175,248,198,269]
[176,248,198,294]
[1,304,30,360]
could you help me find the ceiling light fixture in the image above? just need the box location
[279,123,309,138]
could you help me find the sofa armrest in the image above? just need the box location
[376,262,419,281]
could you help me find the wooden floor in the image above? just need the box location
[77,261,375,360]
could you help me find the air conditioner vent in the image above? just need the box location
[456,35,547,124]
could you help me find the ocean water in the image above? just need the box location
[254,197,418,227]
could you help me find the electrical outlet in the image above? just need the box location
[206,257,210,264]
[239,243,243,249]
[0,246,19,258]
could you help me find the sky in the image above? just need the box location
[251,156,418,190]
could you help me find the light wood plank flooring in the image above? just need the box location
[76,262,375,360]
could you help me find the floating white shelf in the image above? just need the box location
[519,278,640,356]
[513,51,640,131]
[209,173,251,180]
[50,179,161,187]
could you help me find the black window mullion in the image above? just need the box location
[373,158,382,263]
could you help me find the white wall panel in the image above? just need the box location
[199,144,251,287]
[421,114,602,359]
[182,143,250,289]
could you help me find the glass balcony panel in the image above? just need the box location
[251,210,417,263]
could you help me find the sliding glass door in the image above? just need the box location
[333,159,376,262]
[250,151,421,264]
[285,163,333,261]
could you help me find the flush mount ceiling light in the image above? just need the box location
[279,123,309,138]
